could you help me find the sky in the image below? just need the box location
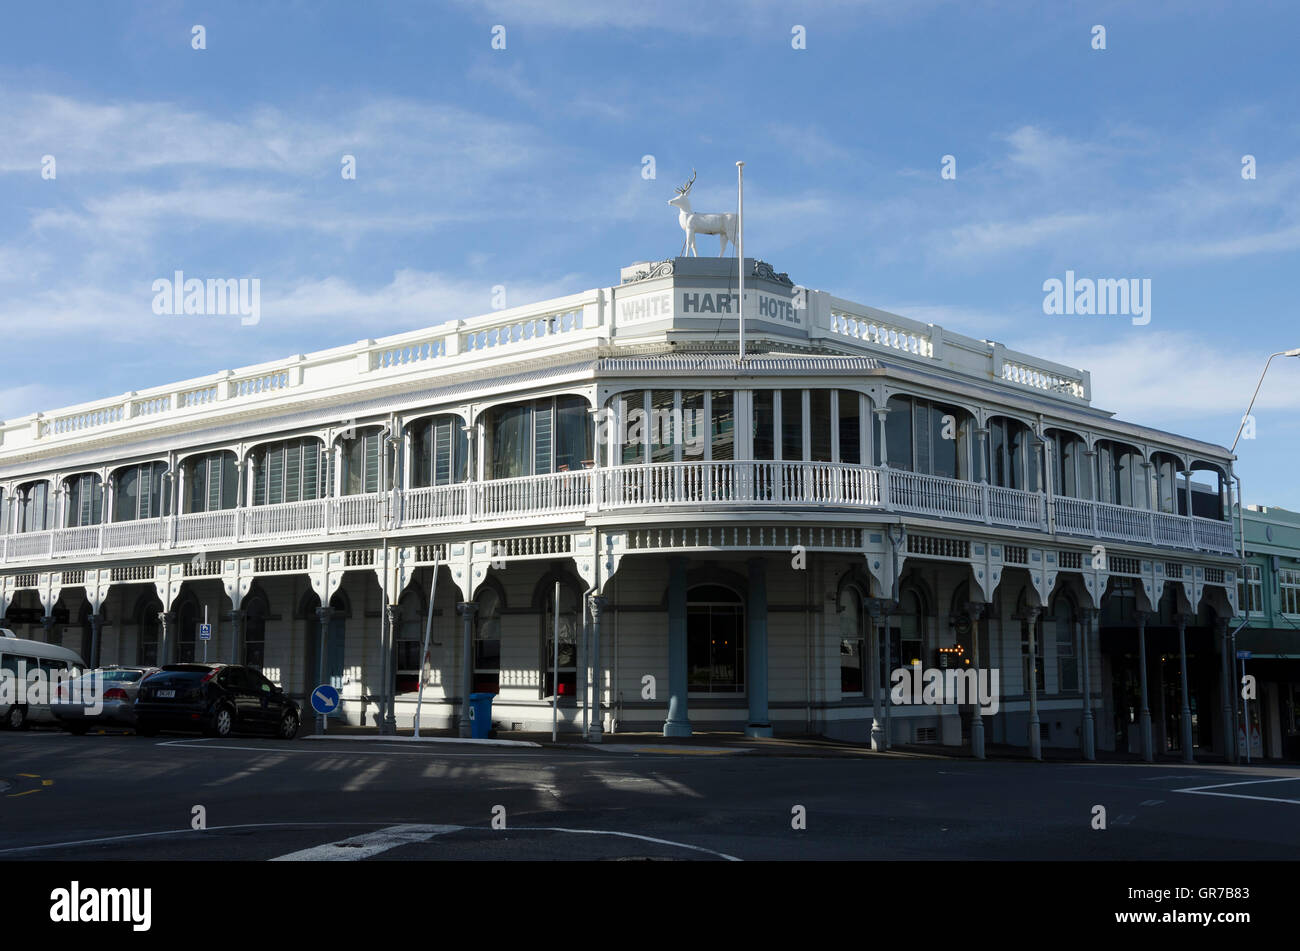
[0,0,1297,507]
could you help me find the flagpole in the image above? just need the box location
[736,160,745,365]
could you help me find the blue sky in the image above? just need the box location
[1,0,1297,507]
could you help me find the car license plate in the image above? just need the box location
[156,689,175,698]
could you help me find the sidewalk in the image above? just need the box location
[301,720,1283,764]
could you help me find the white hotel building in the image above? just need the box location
[0,258,1242,757]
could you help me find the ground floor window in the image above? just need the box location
[244,596,267,670]
[474,588,502,693]
[687,585,744,694]
[137,600,161,667]
[838,587,865,695]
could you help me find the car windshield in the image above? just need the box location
[98,670,144,683]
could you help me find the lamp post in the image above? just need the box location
[1228,348,1298,761]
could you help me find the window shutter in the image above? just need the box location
[533,402,553,475]
[286,443,302,502]
[913,401,930,475]
[365,433,380,493]
[302,443,319,501]
[435,418,452,486]
[268,449,284,505]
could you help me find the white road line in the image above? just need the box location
[0,822,406,855]
[510,826,742,861]
[1173,776,1300,805]
[153,738,543,758]
[269,824,459,861]
[1139,799,1164,806]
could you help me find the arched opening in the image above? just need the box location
[176,595,201,664]
[302,589,347,706]
[1015,588,1046,694]
[63,472,105,527]
[836,582,866,695]
[113,462,171,522]
[16,480,54,533]
[182,450,239,513]
[485,395,592,479]
[539,580,582,700]
[1045,428,1089,499]
[986,416,1033,491]
[135,592,163,667]
[473,586,503,693]
[687,584,745,694]
[395,587,428,695]
[408,415,470,488]
[249,437,326,505]
[244,590,269,670]
[1094,439,1146,509]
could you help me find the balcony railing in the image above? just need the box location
[0,462,1237,568]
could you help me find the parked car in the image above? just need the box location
[134,663,300,739]
[0,632,86,730]
[50,666,158,734]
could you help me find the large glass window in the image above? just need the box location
[650,390,677,464]
[989,417,1030,490]
[411,415,469,487]
[17,481,54,532]
[65,473,104,527]
[883,397,913,470]
[252,438,323,505]
[682,391,706,460]
[753,391,775,461]
[1049,430,1086,499]
[888,589,924,672]
[184,452,238,513]
[1020,607,1046,694]
[781,390,804,461]
[114,463,169,522]
[0,488,9,535]
[838,391,861,465]
[687,585,745,694]
[244,595,267,670]
[396,589,427,693]
[176,600,199,664]
[342,429,383,495]
[1054,598,1077,692]
[137,599,161,667]
[711,390,735,461]
[488,396,590,478]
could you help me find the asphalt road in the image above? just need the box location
[3,727,1298,861]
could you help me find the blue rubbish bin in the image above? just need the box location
[468,693,497,739]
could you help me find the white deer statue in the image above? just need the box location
[668,169,737,257]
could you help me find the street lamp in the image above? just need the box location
[1226,347,1299,762]
[1231,348,1300,454]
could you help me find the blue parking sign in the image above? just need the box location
[199,623,212,640]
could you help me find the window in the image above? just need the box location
[1049,430,1086,499]
[411,415,470,488]
[114,463,170,522]
[687,585,744,694]
[752,391,775,461]
[682,391,706,460]
[137,602,161,667]
[1020,609,1046,694]
[1054,598,1077,693]
[540,585,581,699]
[252,439,324,505]
[18,481,54,532]
[781,390,804,460]
[185,452,238,513]
[838,588,865,695]
[396,590,427,693]
[0,488,8,535]
[176,600,199,664]
[882,397,913,470]
[838,391,861,465]
[342,430,383,495]
[65,474,104,527]
[245,597,267,670]
[1239,564,1264,615]
[711,390,735,461]
[1280,568,1300,616]
[488,396,590,478]
[989,418,1030,490]
[650,390,676,464]
[888,590,924,673]
[473,588,501,693]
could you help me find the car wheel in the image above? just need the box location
[210,706,234,738]
[135,722,159,737]
[6,706,28,731]
[62,722,90,736]
[278,710,299,740]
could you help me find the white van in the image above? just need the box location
[0,629,87,730]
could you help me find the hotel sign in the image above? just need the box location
[617,287,804,327]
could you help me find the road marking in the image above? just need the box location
[509,826,742,861]
[269,824,458,861]
[155,738,544,758]
[1141,775,1193,781]
[6,789,40,798]
[596,746,753,755]
[0,822,421,855]
[1140,799,1164,806]
[1173,776,1300,805]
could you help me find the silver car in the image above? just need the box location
[51,666,158,734]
